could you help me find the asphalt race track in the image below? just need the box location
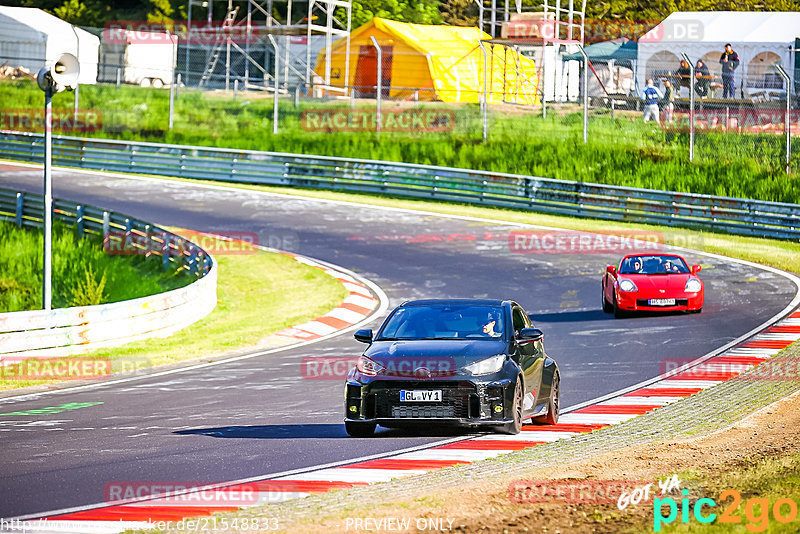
[1,163,797,518]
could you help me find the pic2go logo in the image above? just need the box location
[654,489,799,532]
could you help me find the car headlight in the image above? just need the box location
[685,278,702,293]
[462,354,506,376]
[356,355,384,376]
[619,279,638,292]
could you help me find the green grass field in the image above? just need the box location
[0,231,349,390]
[0,219,192,312]
[1,78,797,204]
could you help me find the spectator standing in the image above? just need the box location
[641,78,663,124]
[695,59,711,98]
[662,79,676,125]
[719,43,740,98]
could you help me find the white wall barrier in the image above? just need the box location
[0,188,217,358]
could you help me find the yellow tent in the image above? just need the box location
[315,17,540,105]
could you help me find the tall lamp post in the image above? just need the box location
[36,53,80,311]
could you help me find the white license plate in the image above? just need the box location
[648,298,676,306]
[399,390,442,402]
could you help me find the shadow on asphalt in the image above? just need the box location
[174,424,481,439]
[532,309,696,323]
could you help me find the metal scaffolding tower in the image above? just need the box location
[186,0,351,92]
[475,0,585,42]
[476,0,586,103]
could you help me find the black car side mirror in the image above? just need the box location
[518,328,544,342]
[354,329,373,343]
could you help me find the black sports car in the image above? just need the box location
[344,299,560,437]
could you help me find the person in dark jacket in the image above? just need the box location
[719,43,740,98]
[674,59,691,92]
[695,60,711,98]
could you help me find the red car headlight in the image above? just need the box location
[685,278,702,293]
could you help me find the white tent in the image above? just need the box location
[637,11,799,98]
[0,6,99,84]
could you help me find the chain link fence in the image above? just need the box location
[1,28,797,186]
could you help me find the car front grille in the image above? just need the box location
[367,381,477,419]
[391,405,456,418]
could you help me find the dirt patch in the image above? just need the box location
[283,389,800,533]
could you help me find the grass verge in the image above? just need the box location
[0,218,193,312]
[0,234,349,391]
[1,78,798,203]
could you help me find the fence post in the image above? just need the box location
[776,65,791,175]
[76,205,84,236]
[370,36,382,139]
[479,40,488,142]
[578,45,588,144]
[270,36,280,135]
[116,68,121,89]
[15,192,23,226]
[682,53,695,162]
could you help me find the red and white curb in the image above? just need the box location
[269,252,379,344]
[6,310,799,534]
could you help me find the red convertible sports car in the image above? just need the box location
[602,254,704,318]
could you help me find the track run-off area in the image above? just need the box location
[1,162,798,526]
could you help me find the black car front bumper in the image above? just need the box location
[345,378,517,426]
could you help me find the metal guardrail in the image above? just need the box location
[0,188,213,277]
[1,130,799,240]
[0,186,216,357]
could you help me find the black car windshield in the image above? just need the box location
[377,304,505,340]
[619,255,690,275]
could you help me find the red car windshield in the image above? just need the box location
[619,255,690,275]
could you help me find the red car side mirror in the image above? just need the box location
[692,265,702,274]
[606,266,617,276]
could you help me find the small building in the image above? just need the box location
[316,17,539,104]
[0,6,99,85]
[637,11,800,98]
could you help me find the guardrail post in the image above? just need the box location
[102,211,110,246]
[124,218,132,251]
[15,193,23,226]
[145,224,152,255]
[76,205,84,237]
[162,233,170,271]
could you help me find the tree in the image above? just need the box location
[51,0,104,26]
[349,0,442,28]
[439,0,478,27]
